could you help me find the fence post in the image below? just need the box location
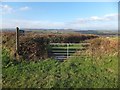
[16,27,19,54]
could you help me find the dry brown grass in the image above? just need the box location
[85,37,118,58]
[2,31,98,60]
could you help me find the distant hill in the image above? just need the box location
[2,28,118,36]
[74,30,118,36]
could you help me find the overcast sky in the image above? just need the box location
[1,2,118,30]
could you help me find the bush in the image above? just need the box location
[86,37,118,58]
[19,36,50,60]
[2,48,17,68]
[2,31,98,61]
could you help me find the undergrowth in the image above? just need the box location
[2,46,118,88]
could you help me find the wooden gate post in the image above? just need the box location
[16,27,19,54]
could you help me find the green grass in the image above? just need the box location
[52,47,84,50]
[50,43,85,50]
[50,43,84,47]
[2,48,118,88]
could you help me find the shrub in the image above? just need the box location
[2,31,98,61]
[86,37,118,58]
[19,36,50,60]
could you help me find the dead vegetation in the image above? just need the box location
[85,37,118,58]
[2,31,98,60]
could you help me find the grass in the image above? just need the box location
[50,43,86,52]
[2,48,118,88]
[51,47,84,50]
[2,35,118,88]
[50,43,86,47]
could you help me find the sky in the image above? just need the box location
[0,2,118,30]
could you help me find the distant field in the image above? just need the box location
[51,44,83,49]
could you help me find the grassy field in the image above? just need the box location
[2,31,118,88]
[2,37,118,88]
[50,43,85,50]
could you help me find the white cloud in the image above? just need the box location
[20,6,30,11]
[0,4,31,15]
[2,13,118,30]
[65,13,117,30]
[0,4,13,14]
[2,19,65,29]
[75,13,118,23]
[104,13,118,20]
[90,16,105,21]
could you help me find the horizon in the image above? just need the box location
[1,28,118,31]
[1,2,118,30]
